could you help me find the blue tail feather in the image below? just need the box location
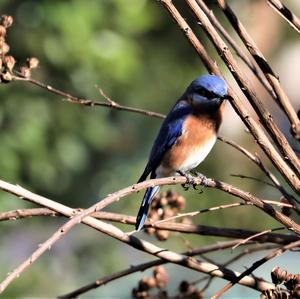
[135,186,160,231]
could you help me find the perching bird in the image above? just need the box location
[135,74,229,231]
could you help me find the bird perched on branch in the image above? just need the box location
[136,74,230,231]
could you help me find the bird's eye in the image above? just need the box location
[196,87,217,99]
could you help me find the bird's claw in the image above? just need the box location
[192,171,210,187]
[178,171,198,190]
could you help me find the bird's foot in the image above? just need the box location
[191,171,210,187]
[177,170,197,190]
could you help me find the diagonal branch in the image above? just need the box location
[215,0,300,139]
[185,0,300,176]
[267,0,300,33]
[57,240,268,299]
[212,238,300,298]
[159,0,300,193]
[196,0,275,99]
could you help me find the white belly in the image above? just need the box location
[178,135,216,172]
[156,135,217,177]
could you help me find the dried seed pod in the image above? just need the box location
[174,195,186,210]
[285,274,297,291]
[0,25,6,38]
[162,207,175,219]
[4,55,15,71]
[293,284,300,298]
[20,66,31,78]
[1,15,13,28]
[271,266,281,285]
[155,229,169,241]
[153,266,169,288]
[1,71,12,82]
[131,287,148,299]
[27,57,39,69]
[138,277,151,291]
[179,280,190,293]
[0,42,9,55]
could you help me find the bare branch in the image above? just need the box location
[212,239,300,298]
[159,0,300,193]
[1,208,298,245]
[186,0,300,177]
[267,0,300,33]
[215,0,300,139]
[196,0,275,99]
[57,240,255,298]
[12,74,165,119]
[0,178,276,294]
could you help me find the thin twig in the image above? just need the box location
[231,227,284,250]
[267,0,300,33]
[230,173,276,188]
[57,240,254,299]
[12,74,165,119]
[212,239,300,298]
[218,136,300,209]
[195,244,278,293]
[160,0,300,193]
[196,0,275,99]
[215,0,300,139]
[0,208,297,245]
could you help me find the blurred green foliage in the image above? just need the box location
[0,0,297,297]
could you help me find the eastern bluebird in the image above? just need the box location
[135,74,229,231]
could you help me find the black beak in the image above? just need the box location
[221,94,233,101]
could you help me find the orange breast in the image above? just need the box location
[161,106,224,172]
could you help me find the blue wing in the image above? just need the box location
[138,100,192,182]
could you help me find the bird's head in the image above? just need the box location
[182,74,230,109]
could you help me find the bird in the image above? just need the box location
[135,74,229,231]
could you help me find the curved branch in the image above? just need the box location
[58,240,270,299]
[0,178,275,294]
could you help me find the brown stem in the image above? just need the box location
[185,0,300,177]
[159,0,300,193]
[267,0,300,33]
[212,239,300,298]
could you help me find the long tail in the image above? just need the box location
[135,185,160,231]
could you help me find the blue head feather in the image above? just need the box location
[187,74,228,98]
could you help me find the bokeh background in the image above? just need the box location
[0,0,299,297]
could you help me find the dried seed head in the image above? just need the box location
[162,207,175,219]
[155,229,169,241]
[271,266,281,285]
[1,71,12,82]
[179,280,190,293]
[138,277,151,292]
[4,55,15,71]
[0,25,6,38]
[20,66,31,78]
[174,195,186,210]
[1,15,13,28]
[153,266,169,288]
[0,42,9,55]
[27,57,39,69]
[293,284,300,298]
